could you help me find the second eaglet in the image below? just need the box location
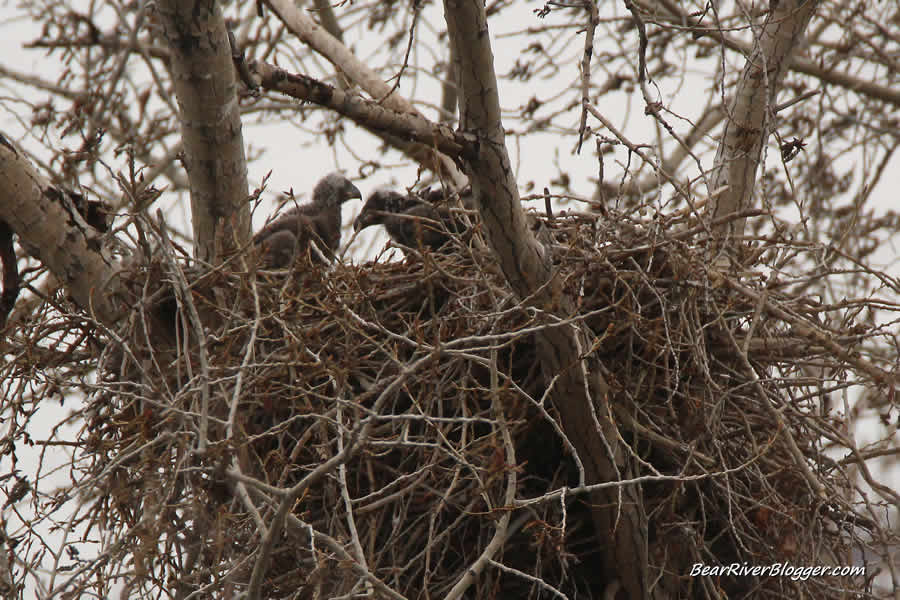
[254,173,362,268]
[354,188,466,251]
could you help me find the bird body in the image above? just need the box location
[354,189,465,251]
[254,173,362,267]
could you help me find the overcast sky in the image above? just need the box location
[1,1,897,594]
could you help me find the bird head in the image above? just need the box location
[313,172,362,209]
[354,189,408,232]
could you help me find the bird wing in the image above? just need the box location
[257,229,298,268]
[386,202,453,250]
[254,209,335,266]
[306,210,341,259]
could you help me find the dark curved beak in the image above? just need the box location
[348,183,362,201]
[353,209,373,232]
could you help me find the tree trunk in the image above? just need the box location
[443,2,649,598]
[155,0,251,263]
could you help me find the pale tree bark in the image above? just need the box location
[708,0,820,254]
[653,0,900,107]
[249,62,477,162]
[443,2,648,599]
[263,0,468,189]
[312,0,344,43]
[0,0,251,331]
[0,135,120,324]
[154,0,251,263]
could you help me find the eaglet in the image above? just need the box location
[353,188,467,251]
[254,173,362,267]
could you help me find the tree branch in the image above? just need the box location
[263,0,467,189]
[0,134,120,324]
[154,0,251,262]
[708,0,820,253]
[249,61,478,165]
[312,0,344,43]
[442,2,648,598]
[652,0,900,106]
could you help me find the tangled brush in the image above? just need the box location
[6,201,888,599]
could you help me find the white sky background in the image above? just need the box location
[1,0,898,595]
[0,0,766,250]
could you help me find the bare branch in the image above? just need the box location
[263,0,468,189]
[708,0,820,253]
[443,2,648,598]
[249,61,478,163]
[653,0,900,107]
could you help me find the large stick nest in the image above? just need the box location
[69,205,882,598]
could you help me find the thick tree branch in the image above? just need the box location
[263,0,467,189]
[443,2,648,598]
[311,0,344,43]
[651,0,899,107]
[0,134,120,324]
[708,0,820,253]
[249,61,478,166]
[439,42,459,125]
[154,0,251,263]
